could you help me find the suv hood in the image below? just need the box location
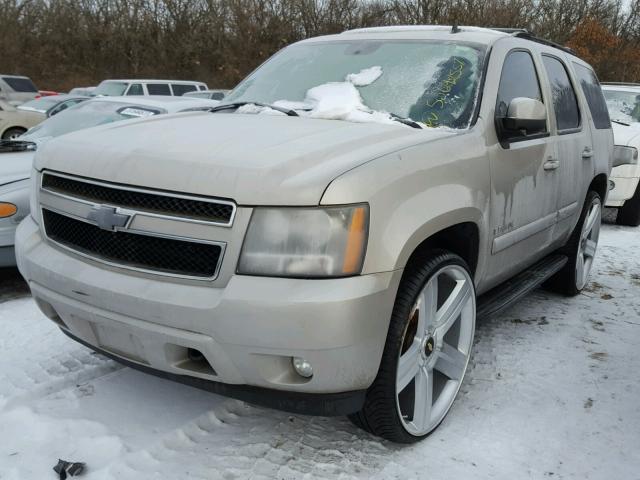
[612,122,640,147]
[35,112,456,205]
[0,150,35,186]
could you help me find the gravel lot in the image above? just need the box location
[1,211,639,480]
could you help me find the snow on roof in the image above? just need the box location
[343,25,509,36]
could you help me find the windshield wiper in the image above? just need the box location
[0,140,37,153]
[389,113,423,129]
[209,102,299,117]
[611,119,631,126]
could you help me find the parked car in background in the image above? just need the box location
[18,95,89,118]
[16,26,615,443]
[68,86,96,96]
[184,89,229,101]
[0,99,44,140]
[0,95,219,266]
[602,83,640,226]
[0,75,39,105]
[92,79,208,97]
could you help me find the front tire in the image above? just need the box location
[350,250,475,443]
[546,191,602,296]
[1,127,26,140]
[616,181,640,227]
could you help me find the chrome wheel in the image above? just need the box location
[395,264,475,436]
[576,197,601,290]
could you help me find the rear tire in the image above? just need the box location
[349,250,475,443]
[1,127,26,140]
[546,191,602,296]
[616,182,640,227]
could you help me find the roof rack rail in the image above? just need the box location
[489,27,577,56]
[601,82,640,87]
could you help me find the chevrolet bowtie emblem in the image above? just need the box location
[87,205,131,231]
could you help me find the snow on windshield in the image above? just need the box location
[234,67,413,128]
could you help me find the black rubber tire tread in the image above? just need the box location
[616,181,640,227]
[1,127,26,140]
[545,190,601,296]
[348,250,474,443]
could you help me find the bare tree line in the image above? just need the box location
[1,0,639,91]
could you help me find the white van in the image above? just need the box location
[0,75,39,105]
[92,79,208,97]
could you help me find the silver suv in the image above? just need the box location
[16,26,613,443]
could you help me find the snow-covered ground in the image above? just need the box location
[1,213,639,479]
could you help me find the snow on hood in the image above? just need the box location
[612,122,640,147]
[237,66,414,128]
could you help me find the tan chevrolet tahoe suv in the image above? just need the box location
[16,26,613,443]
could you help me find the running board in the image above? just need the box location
[477,254,568,320]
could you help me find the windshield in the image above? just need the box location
[603,89,640,124]
[23,100,163,140]
[224,40,486,128]
[93,81,129,96]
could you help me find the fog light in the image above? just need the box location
[292,357,313,378]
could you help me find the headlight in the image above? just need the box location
[612,145,639,167]
[29,170,39,224]
[237,204,368,278]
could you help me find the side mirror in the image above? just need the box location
[503,97,547,134]
[612,145,638,168]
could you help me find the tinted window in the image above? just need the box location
[171,84,197,96]
[126,84,143,95]
[496,50,543,118]
[572,64,610,129]
[2,76,38,92]
[542,56,580,131]
[147,83,171,95]
[211,92,225,100]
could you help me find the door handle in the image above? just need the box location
[582,147,594,159]
[543,158,560,171]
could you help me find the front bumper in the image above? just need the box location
[16,216,402,414]
[606,175,640,207]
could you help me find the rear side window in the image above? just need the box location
[147,83,171,95]
[126,84,143,95]
[2,76,37,92]
[211,92,225,100]
[171,84,197,96]
[542,56,581,131]
[572,63,611,129]
[496,50,544,118]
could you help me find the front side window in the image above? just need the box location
[603,89,640,125]
[147,83,171,95]
[542,56,581,131]
[126,84,143,95]
[225,40,486,129]
[495,50,546,141]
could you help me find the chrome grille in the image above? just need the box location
[39,171,231,280]
[43,209,222,278]
[42,172,235,226]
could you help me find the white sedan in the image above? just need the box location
[0,96,219,266]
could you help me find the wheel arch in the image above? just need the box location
[589,173,608,204]
[396,212,483,278]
